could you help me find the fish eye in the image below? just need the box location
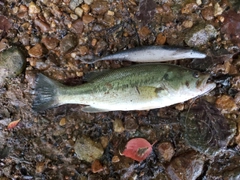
[193,71,200,78]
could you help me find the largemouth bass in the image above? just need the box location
[77,46,206,64]
[33,64,215,113]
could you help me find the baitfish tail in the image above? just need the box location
[32,74,60,111]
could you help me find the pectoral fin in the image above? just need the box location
[136,86,158,99]
[81,106,110,113]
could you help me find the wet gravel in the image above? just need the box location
[0,0,240,179]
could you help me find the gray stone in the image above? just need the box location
[70,0,83,10]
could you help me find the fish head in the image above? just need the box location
[187,71,216,95]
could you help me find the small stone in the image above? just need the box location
[59,117,66,126]
[185,24,217,47]
[181,3,198,14]
[201,7,214,21]
[91,0,108,15]
[36,162,45,173]
[214,3,224,17]
[157,142,175,162]
[60,33,78,54]
[74,136,104,162]
[0,39,9,52]
[113,119,125,133]
[27,58,49,70]
[70,0,83,10]
[112,155,120,163]
[78,46,89,56]
[41,37,59,50]
[107,10,114,16]
[72,19,84,34]
[91,38,97,46]
[28,43,45,58]
[175,103,184,111]
[182,20,193,28]
[83,14,94,24]
[0,46,26,86]
[34,18,50,32]
[215,95,237,112]
[155,33,166,45]
[70,14,78,20]
[100,136,109,148]
[75,7,83,17]
[234,92,240,106]
[166,152,204,180]
[196,0,202,6]
[138,26,151,40]
[124,116,138,131]
[28,1,41,14]
[91,159,104,173]
[84,0,93,5]
[81,4,90,13]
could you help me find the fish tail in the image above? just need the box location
[32,74,60,111]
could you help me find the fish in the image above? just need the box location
[32,63,216,113]
[77,45,206,64]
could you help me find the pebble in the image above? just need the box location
[166,152,204,179]
[70,13,78,20]
[0,46,26,86]
[0,39,9,52]
[234,92,240,106]
[113,119,125,133]
[83,14,95,24]
[27,58,49,70]
[112,155,120,163]
[201,7,214,21]
[28,43,45,58]
[69,0,83,10]
[215,95,237,112]
[91,0,108,15]
[34,18,50,32]
[81,4,90,14]
[182,20,193,28]
[138,26,151,40]
[185,24,217,47]
[100,136,109,148]
[74,136,104,162]
[41,37,59,50]
[28,1,41,14]
[75,7,83,17]
[155,33,166,45]
[59,117,66,126]
[84,0,93,5]
[157,142,175,162]
[181,3,198,14]
[214,3,224,17]
[71,19,84,34]
[78,46,89,56]
[91,159,104,173]
[59,33,78,54]
[124,117,138,131]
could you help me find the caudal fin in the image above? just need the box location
[32,74,60,111]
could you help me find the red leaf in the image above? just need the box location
[121,138,152,162]
[7,119,21,130]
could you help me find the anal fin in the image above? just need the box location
[81,106,110,113]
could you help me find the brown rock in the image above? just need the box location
[28,43,45,58]
[182,20,193,28]
[60,33,78,54]
[157,142,174,162]
[78,46,89,56]
[201,7,214,21]
[181,3,198,14]
[71,19,84,34]
[215,95,237,112]
[83,14,94,24]
[91,159,104,173]
[155,33,166,45]
[113,119,125,133]
[34,18,50,32]
[91,0,108,15]
[138,26,151,40]
[41,37,59,50]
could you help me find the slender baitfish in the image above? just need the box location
[77,45,206,64]
[33,64,215,113]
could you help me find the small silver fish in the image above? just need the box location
[77,45,206,63]
[33,63,215,113]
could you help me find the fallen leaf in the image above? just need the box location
[7,119,21,130]
[121,138,152,162]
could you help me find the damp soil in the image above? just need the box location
[0,0,240,179]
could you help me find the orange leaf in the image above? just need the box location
[121,138,152,162]
[7,119,21,129]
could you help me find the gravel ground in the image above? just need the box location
[0,0,240,179]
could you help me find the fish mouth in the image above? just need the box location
[197,74,216,92]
